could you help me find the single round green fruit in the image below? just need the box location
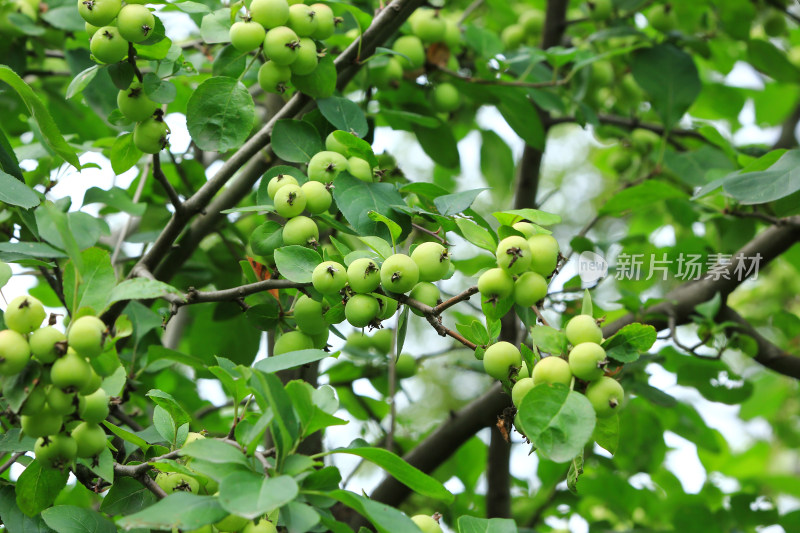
[290,37,318,75]
[345,294,379,328]
[527,234,559,276]
[287,3,317,37]
[0,329,31,375]
[77,0,120,26]
[392,35,425,70]
[293,295,329,335]
[20,385,46,416]
[346,332,373,352]
[483,341,521,381]
[258,60,292,93]
[117,4,155,43]
[309,3,334,39]
[764,11,787,37]
[35,434,77,470]
[501,24,525,49]
[477,268,514,302]
[300,180,332,214]
[230,20,266,52]
[266,173,298,199]
[5,294,46,334]
[325,131,349,155]
[511,377,535,406]
[565,314,603,346]
[347,257,381,293]
[21,406,63,438]
[250,0,289,29]
[68,315,107,358]
[347,156,373,182]
[78,366,102,395]
[371,328,393,354]
[243,519,279,533]
[568,342,606,381]
[90,26,129,64]
[282,215,318,246]
[648,3,677,33]
[588,0,613,20]
[215,515,251,532]
[312,261,348,294]
[117,81,158,122]
[532,356,572,386]
[78,388,110,424]
[380,254,419,294]
[51,349,92,392]
[432,82,460,113]
[409,282,439,316]
[133,114,170,153]
[46,386,76,416]
[513,271,547,307]
[308,150,348,182]
[375,293,398,320]
[585,376,624,417]
[273,183,306,218]
[184,431,205,447]
[395,353,417,378]
[274,330,314,355]
[263,26,300,65]
[520,9,544,33]
[71,421,107,457]
[411,8,445,43]
[155,472,200,494]
[411,514,443,533]
[496,236,531,275]
[511,221,535,238]
[411,242,450,282]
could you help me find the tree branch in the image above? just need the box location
[546,113,708,141]
[152,154,184,214]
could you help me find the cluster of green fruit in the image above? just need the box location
[228,0,338,94]
[477,220,559,309]
[80,0,157,63]
[500,7,544,50]
[0,294,112,469]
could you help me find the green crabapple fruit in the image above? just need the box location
[527,234,559,276]
[155,472,200,494]
[477,267,514,302]
[511,377,535,406]
[512,221,536,238]
[243,520,278,533]
[513,271,548,307]
[266,173,298,199]
[325,131,349,155]
[376,293,399,320]
[395,353,417,378]
[308,150,349,182]
[483,341,521,381]
[249,0,289,28]
[273,183,306,218]
[411,242,450,282]
[585,376,624,417]
[371,328,393,355]
[229,20,266,52]
[68,315,107,358]
[310,3,335,39]
[21,406,63,438]
[380,253,420,294]
[409,282,440,316]
[293,295,329,335]
[71,421,107,457]
[565,314,603,346]
[263,26,300,65]
[501,24,525,49]
[184,431,205,447]
[117,81,158,122]
[347,156,373,182]
[432,82,460,113]
[520,9,544,32]
[568,342,607,381]
[117,4,155,43]
[496,236,531,275]
[78,388,110,424]
[287,3,317,37]
[312,261,348,294]
[258,60,292,93]
[588,0,613,20]
[411,514,443,533]
[77,0,120,26]
[133,114,170,154]
[392,35,425,70]
[46,386,76,415]
[410,8,445,43]
[290,37,318,75]
[35,434,77,469]
[300,181,332,214]
[532,356,572,386]
[50,349,92,392]
[345,294,380,328]
[347,257,381,293]
[90,26,128,64]
[648,3,677,33]
[79,367,102,395]
[0,329,31,376]
[282,215,319,246]
[215,515,251,532]
[346,331,373,352]
[5,294,46,334]
[764,11,787,37]
[274,330,314,355]
[20,385,46,416]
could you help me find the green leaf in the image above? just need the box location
[110,133,143,175]
[282,501,321,533]
[15,460,69,517]
[599,180,687,215]
[581,289,593,316]
[330,445,452,502]
[41,505,116,533]
[186,77,255,152]
[722,149,800,204]
[517,384,596,463]
[146,389,191,427]
[116,493,229,530]
[274,245,321,283]
[593,414,619,455]
[249,371,300,463]
[455,218,496,252]
[0,485,54,533]
[106,278,182,307]
[434,189,487,216]
[0,242,66,259]
[368,211,402,247]
[492,208,562,227]
[218,472,298,519]
[84,186,146,216]
[200,9,231,43]
[329,130,378,167]
[99,476,157,516]
[480,130,514,200]
[602,323,656,363]
[0,65,80,168]
[179,438,249,466]
[143,72,177,104]
[39,202,82,272]
[212,44,248,78]
[567,451,584,495]
[0,127,23,181]
[412,121,460,169]
[272,119,324,163]
[462,24,503,58]
[396,305,409,355]
[530,326,568,356]
[254,349,332,374]
[694,292,721,320]
[333,173,410,241]
[0,170,39,209]
[317,96,368,137]
[497,91,544,149]
[327,490,423,533]
[292,54,337,98]
[747,39,800,83]
[457,515,518,533]
[631,44,702,129]
[63,248,116,316]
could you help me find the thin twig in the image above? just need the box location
[0,452,25,475]
[433,286,479,314]
[111,161,150,267]
[153,154,184,214]
[127,42,144,83]
[438,67,568,89]
[411,223,448,245]
[531,305,552,327]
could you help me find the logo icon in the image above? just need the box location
[577,251,608,283]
